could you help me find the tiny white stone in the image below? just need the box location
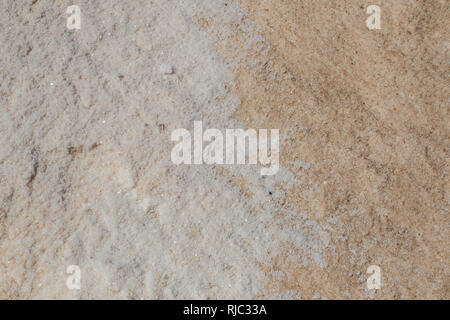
[159,64,174,74]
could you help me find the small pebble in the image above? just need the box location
[159,64,174,74]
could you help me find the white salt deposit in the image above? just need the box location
[0,0,330,299]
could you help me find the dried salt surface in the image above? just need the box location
[0,0,330,299]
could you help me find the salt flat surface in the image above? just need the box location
[0,0,448,299]
[0,0,328,299]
